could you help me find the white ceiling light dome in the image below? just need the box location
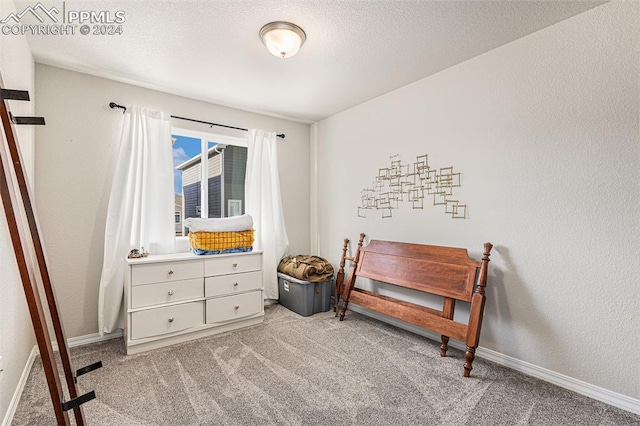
[260,21,306,59]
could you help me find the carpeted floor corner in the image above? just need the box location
[11,304,640,425]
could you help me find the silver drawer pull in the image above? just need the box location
[234,305,240,310]
[168,317,174,323]
[168,270,174,275]
[168,290,174,296]
[233,282,239,287]
[232,263,238,268]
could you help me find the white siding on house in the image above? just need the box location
[208,153,222,178]
[181,154,221,187]
[182,164,200,187]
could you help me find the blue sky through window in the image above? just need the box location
[172,134,201,195]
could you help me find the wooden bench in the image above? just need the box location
[339,239,493,377]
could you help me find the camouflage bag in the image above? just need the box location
[277,255,334,282]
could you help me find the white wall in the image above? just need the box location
[34,64,310,338]
[0,0,36,422]
[315,1,639,400]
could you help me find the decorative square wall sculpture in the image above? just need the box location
[358,154,467,219]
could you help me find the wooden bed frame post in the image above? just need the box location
[338,233,365,321]
[1,74,100,424]
[440,298,456,357]
[335,233,365,316]
[333,238,349,314]
[463,242,493,377]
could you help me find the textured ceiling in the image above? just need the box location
[14,0,605,122]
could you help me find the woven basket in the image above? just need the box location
[188,229,254,252]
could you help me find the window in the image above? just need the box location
[174,211,182,236]
[172,129,247,236]
[228,199,242,217]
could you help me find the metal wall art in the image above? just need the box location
[358,154,467,219]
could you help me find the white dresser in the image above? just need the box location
[124,251,264,354]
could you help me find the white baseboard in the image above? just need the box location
[348,304,640,416]
[51,330,123,351]
[475,344,640,416]
[2,346,38,426]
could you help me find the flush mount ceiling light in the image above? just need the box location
[260,21,306,59]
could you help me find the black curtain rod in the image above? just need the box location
[108,102,285,139]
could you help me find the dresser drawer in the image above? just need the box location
[205,291,262,324]
[131,278,203,309]
[130,301,203,340]
[205,271,262,298]
[131,260,202,286]
[204,253,261,277]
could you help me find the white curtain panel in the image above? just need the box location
[245,129,289,300]
[98,106,175,335]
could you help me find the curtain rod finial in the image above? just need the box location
[109,102,126,113]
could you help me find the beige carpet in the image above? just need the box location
[11,304,640,425]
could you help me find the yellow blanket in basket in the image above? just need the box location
[189,230,254,252]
